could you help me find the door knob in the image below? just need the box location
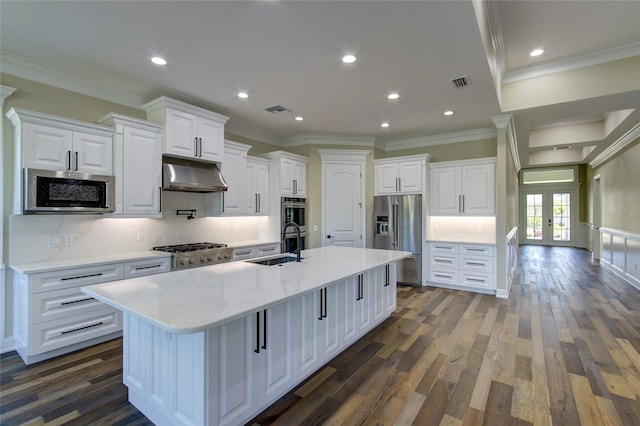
[327,235,332,239]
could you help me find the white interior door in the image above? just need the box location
[324,163,363,248]
[522,189,576,246]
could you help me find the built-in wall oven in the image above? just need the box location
[281,197,307,251]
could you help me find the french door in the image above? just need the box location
[521,189,576,246]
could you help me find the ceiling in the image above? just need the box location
[1,1,639,168]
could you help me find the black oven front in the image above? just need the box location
[283,233,306,253]
[281,197,307,232]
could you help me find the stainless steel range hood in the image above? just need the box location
[162,158,228,192]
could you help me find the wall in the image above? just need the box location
[590,137,640,234]
[381,138,497,163]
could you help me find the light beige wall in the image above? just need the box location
[380,138,497,162]
[592,137,640,233]
[506,138,518,230]
[224,133,281,157]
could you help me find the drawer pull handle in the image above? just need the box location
[61,272,103,281]
[435,273,452,278]
[262,248,277,252]
[61,321,104,335]
[466,262,485,266]
[134,264,163,271]
[466,248,485,252]
[61,297,94,306]
[236,251,252,256]
[467,278,486,283]
[434,246,452,250]
[435,259,453,263]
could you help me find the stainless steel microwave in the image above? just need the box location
[24,168,115,214]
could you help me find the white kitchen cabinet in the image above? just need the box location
[245,157,270,215]
[427,242,496,293]
[6,108,113,204]
[12,256,170,365]
[430,158,495,215]
[374,155,428,195]
[262,151,308,198]
[231,242,281,261]
[218,141,249,215]
[143,96,229,163]
[99,114,163,217]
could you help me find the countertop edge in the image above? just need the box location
[10,251,173,274]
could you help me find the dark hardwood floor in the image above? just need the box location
[2,246,640,425]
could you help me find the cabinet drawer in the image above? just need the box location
[429,254,459,269]
[31,264,124,293]
[460,244,494,257]
[460,272,494,289]
[460,255,494,273]
[257,244,280,256]
[123,258,171,279]
[31,287,107,324]
[233,247,257,260]
[429,242,459,254]
[429,269,459,285]
[31,308,122,355]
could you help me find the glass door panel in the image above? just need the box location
[526,193,543,241]
[552,192,571,242]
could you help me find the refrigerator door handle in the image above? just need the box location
[393,203,399,248]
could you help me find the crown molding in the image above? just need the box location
[318,149,371,163]
[284,134,376,148]
[1,85,17,106]
[502,40,640,84]
[1,50,147,109]
[383,128,497,151]
[590,120,640,168]
[484,0,507,78]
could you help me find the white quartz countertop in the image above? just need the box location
[82,246,411,334]
[10,251,172,274]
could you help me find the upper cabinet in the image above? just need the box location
[374,155,429,195]
[7,108,113,175]
[98,114,163,217]
[211,141,269,216]
[430,158,496,216]
[262,151,308,198]
[143,96,229,163]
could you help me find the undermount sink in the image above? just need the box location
[248,254,305,266]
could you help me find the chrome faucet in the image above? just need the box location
[282,221,302,262]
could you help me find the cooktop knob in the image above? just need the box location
[189,258,196,264]
[206,257,213,262]
[180,259,189,266]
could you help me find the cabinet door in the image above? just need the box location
[260,303,295,404]
[397,160,422,193]
[73,131,113,175]
[197,116,224,162]
[384,263,397,315]
[255,162,269,214]
[375,163,399,195]
[292,161,306,196]
[318,284,340,360]
[23,123,73,171]
[210,314,256,426]
[462,163,495,215]
[122,126,162,215]
[220,149,246,214]
[292,290,322,379]
[280,158,294,195]
[165,109,198,159]
[371,267,386,323]
[356,274,373,334]
[339,276,358,346]
[430,166,462,215]
[244,160,258,214]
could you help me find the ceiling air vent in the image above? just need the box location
[451,75,470,88]
[265,105,292,114]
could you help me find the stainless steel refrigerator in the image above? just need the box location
[374,194,422,286]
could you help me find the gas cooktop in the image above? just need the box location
[153,242,233,269]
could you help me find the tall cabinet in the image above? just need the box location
[99,114,163,217]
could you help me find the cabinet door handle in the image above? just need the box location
[194,137,198,157]
[462,195,465,213]
[398,177,401,191]
[221,192,225,213]
[199,137,203,157]
[323,288,328,318]
[385,264,390,287]
[158,187,162,213]
[255,194,259,213]
[261,309,267,350]
[458,195,462,213]
[67,150,72,170]
[318,289,324,320]
[258,194,261,212]
[356,274,364,301]
[254,311,260,353]
[74,151,79,171]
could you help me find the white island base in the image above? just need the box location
[94,250,403,425]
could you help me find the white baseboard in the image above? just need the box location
[1,337,15,354]
[495,288,510,299]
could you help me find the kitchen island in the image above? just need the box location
[82,246,410,426]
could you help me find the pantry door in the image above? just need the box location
[522,189,576,246]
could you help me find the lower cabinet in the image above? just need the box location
[123,263,398,426]
[13,256,170,365]
[428,242,496,293]
[231,242,281,261]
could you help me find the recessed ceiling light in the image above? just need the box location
[294,116,304,121]
[151,56,167,65]
[237,92,248,99]
[388,93,399,100]
[342,54,357,64]
[530,48,544,57]
[443,110,454,116]
[381,122,390,128]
